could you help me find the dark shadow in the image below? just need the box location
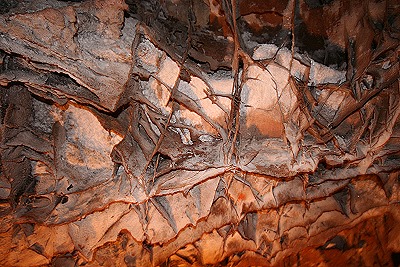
[392,252,400,267]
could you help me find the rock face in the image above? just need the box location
[0,0,399,266]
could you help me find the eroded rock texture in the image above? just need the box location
[0,0,399,266]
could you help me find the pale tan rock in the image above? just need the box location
[68,202,131,259]
[195,230,225,265]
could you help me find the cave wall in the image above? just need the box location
[0,0,400,266]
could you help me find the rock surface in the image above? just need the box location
[0,0,399,266]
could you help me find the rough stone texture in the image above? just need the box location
[0,0,399,266]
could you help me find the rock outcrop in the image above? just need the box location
[0,0,399,266]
